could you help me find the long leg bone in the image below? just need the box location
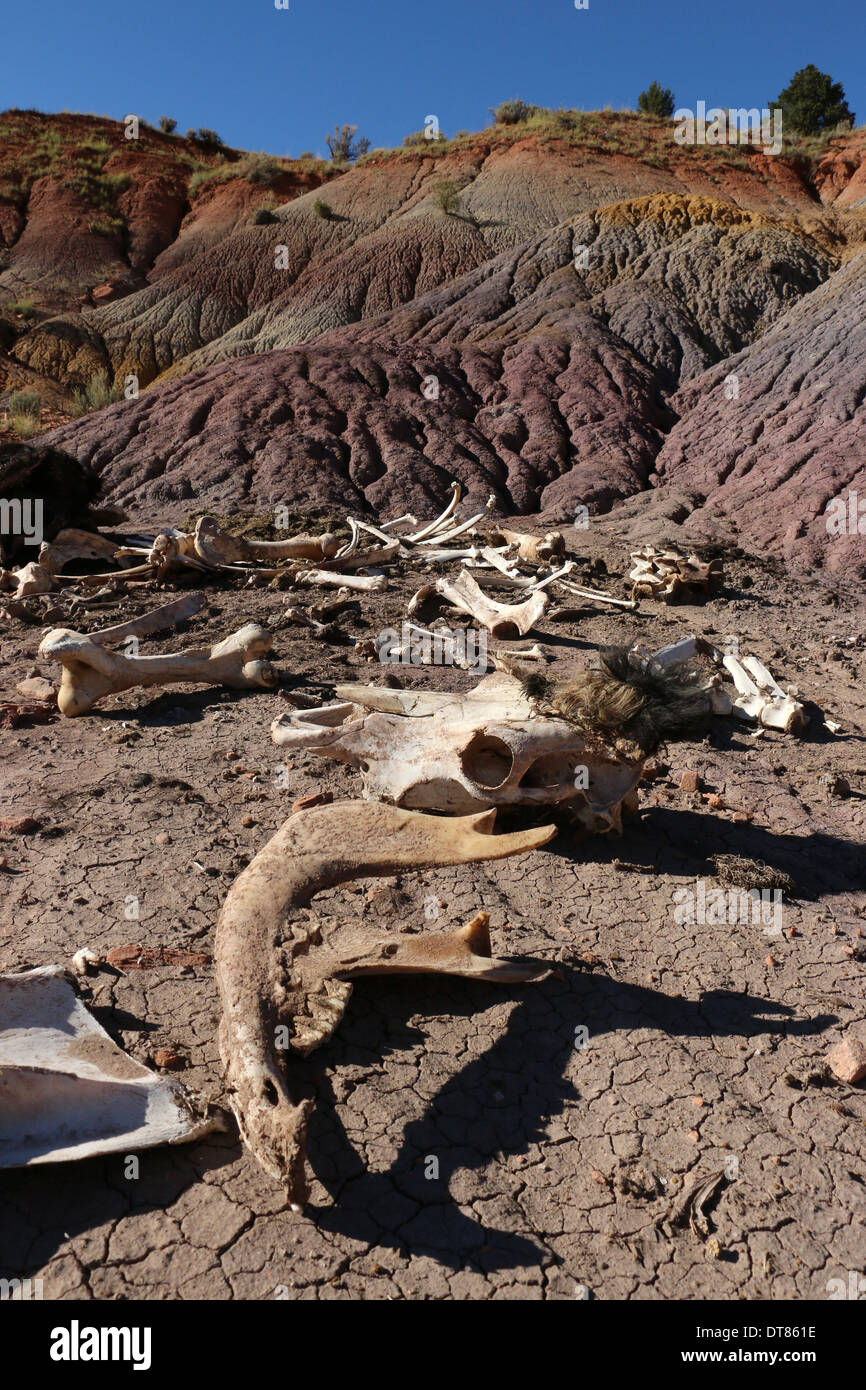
[435,570,548,637]
[82,592,206,647]
[39,621,277,716]
[293,569,388,593]
[215,800,555,1204]
[194,516,340,566]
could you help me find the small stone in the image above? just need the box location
[155,832,171,846]
[15,677,55,703]
[291,790,334,815]
[765,954,777,968]
[153,1047,183,1070]
[706,793,725,809]
[679,769,701,793]
[0,816,39,834]
[821,773,851,799]
[825,1036,866,1085]
[241,814,256,828]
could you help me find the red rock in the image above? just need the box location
[0,816,39,834]
[106,945,211,971]
[679,770,701,793]
[15,677,56,703]
[153,1047,183,1069]
[291,790,334,814]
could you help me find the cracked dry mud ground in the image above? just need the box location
[1,528,864,1301]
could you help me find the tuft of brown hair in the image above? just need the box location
[519,645,711,758]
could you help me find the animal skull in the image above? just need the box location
[271,671,641,833]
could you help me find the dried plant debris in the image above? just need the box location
[710,854,796,894]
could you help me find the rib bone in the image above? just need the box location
[405,482,462,543]
[215,800,555,1204]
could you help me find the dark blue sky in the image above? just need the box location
[5,0,862,155]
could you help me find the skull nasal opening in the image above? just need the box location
[461,733,515,789]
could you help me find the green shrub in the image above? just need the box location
[491,97,537,125]
[313,197,333,220]
[9,412,41,438]
[637,81,675,118]
[431,178,460,214]
[403,129,442,146]
[7,389,41,415]
[158,116,177,134]
[771,65,854,134]
[251,206,278,225]
[324,124,370,163]
[7,299,35,319]
[189,153,285,195]
[70,372,122,416]
[88,216,124,237]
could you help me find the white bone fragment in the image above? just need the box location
[71,947,102,975]
[0,966,217,1166]
[13,562,52,599]
[38,529,124,577]
[528,561,576,592]
[39,621,276,716]
[293,569,388,593]
[83,592,205,647]
[335,518,360,560]
[215,801,554,1202]
[283,606,329,636]
[405,482,462,543]
[554,580,637,610]
[417,495,496,548]
[723,653,805,733]
[435,571,548,638]
[348,517,403,547]
[486,527,565,562]
[193,516,340,566]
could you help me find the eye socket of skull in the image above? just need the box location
[518,753,581,790]
[461,733,515,788]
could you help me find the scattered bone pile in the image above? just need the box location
[3,483,827,1202]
